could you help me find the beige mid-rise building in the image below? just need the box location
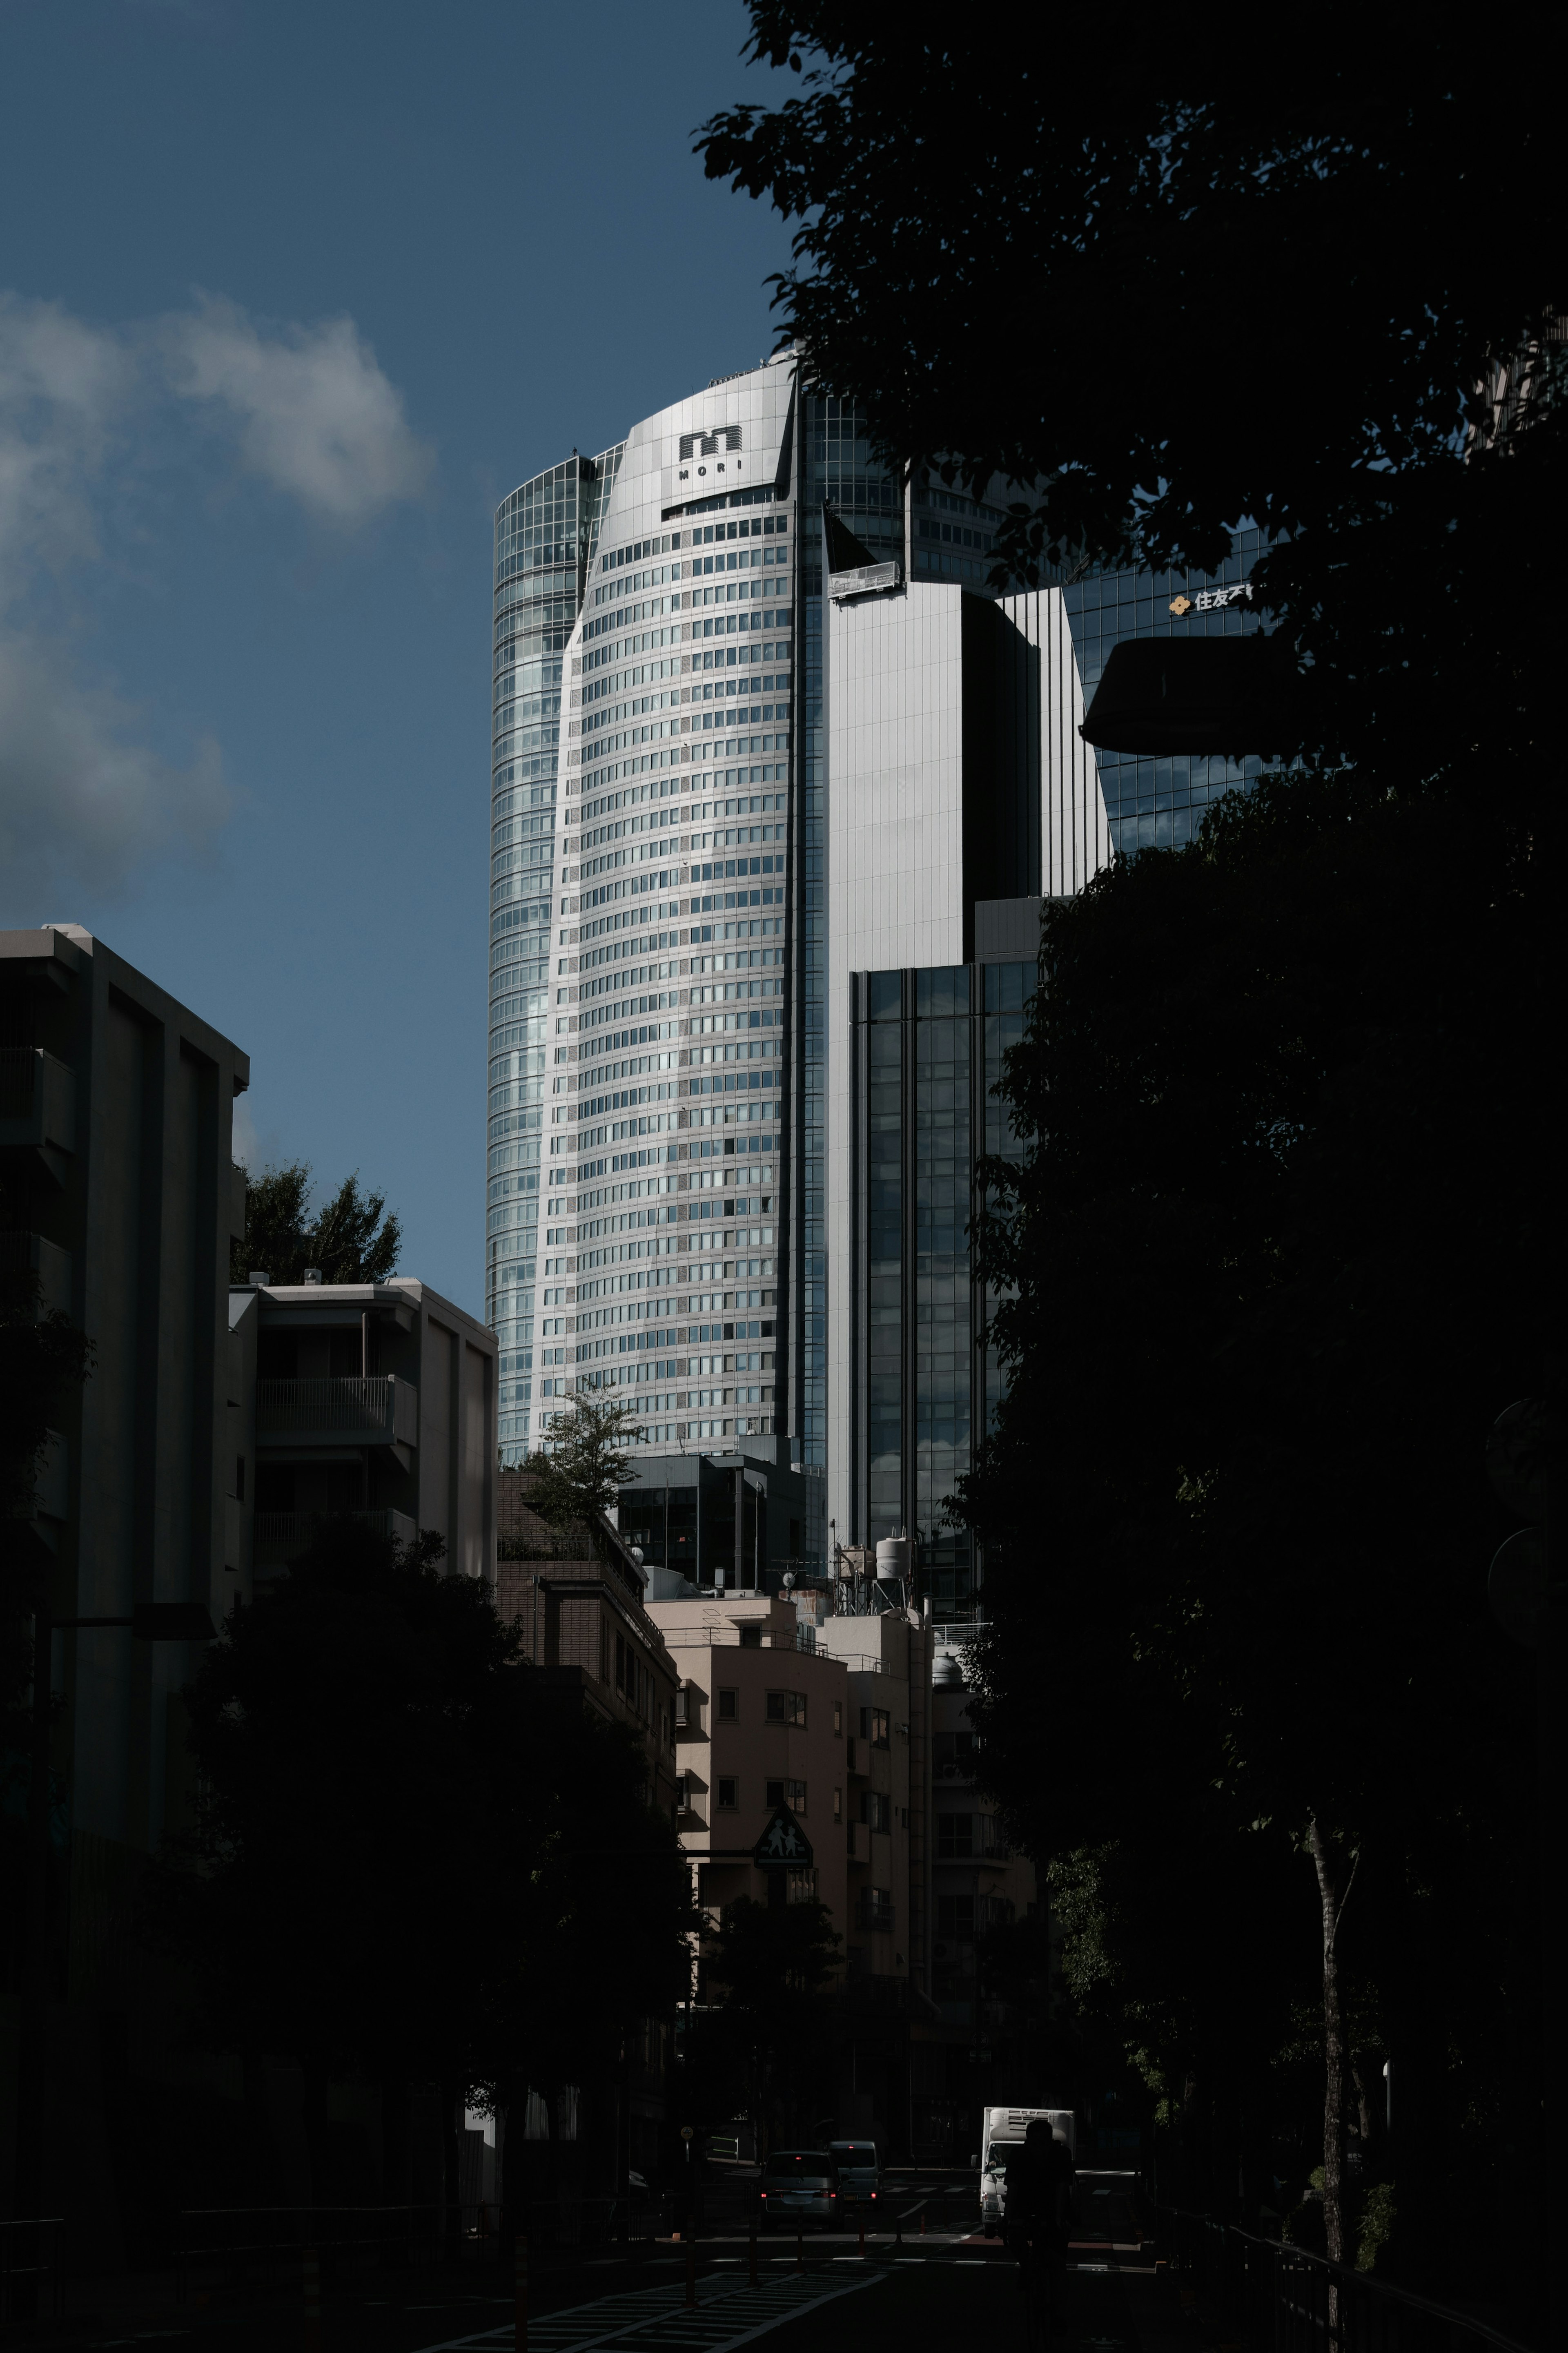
[649,1591,848,1958]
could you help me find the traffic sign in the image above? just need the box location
[752,1807,813,1867]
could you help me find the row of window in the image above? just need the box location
[597,512,790,576]
[696,1778,902,1829]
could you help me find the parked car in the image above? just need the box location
[759,2149,840,2233]
[827,2140,880,2208]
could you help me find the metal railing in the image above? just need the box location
[175,2203,491,2300]
[254,1377,418,1444]
[662,1628,821,1653]
[0,2217,65,2335]
[174,2197,672,2298]
[1161,2208,1534,2353]
[253,1508,417,1563]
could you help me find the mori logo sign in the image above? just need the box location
[677,425,744,482]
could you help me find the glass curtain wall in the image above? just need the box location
[489,447,621,1459]
[798,396,905,1468]
[853,959,1035,1623]
[1064,526,1271,856]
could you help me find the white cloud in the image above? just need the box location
[0,294,132,597]
[0,633,229,910]
[0,287,429,907]
[163,296,433,525]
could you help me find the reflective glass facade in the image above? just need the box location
[489,449,621,1456]
[850,960,1035,1624]
[1064,527,1270,857]
[798,397,907,1467]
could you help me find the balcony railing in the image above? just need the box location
[254,1509,417,1566]
[0,1048,76,1165]
[0,1231,72,1318]
[255,1377,418,1447]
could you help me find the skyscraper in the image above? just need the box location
[488,449,621,1457]
[826,541,1274,1620]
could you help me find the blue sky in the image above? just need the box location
[0,0,793,1313]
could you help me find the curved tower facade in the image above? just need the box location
[488,447,621,1457]
[490,361,906,1514]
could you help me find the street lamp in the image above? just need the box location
[17,1599,217,2218]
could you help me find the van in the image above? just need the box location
[759,2149,840,2233]
[827,2140,880,2206]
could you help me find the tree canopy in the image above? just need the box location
[952,767,1554,2290]
[698,10,1568,775]
[158,1519,693,2192]
[523,1394,641,1540]
[230,1162,401,1287]
[679,1896,842,2151]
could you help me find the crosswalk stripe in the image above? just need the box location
[412,2264,889,2353]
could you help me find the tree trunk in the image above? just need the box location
[442,2081,463,2260]
[1307,1818,1357,2267]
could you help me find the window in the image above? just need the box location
[833,1788,842,1823]
[860,1707,890,1750]
[676,1773,690,1810]
[718,1688,737,1721]
[717,1776,738,1808]
[934,1729,978,1778]
[862,1791,891,1833]
[766,1690,807,1727]
[858,1888,894,1933]
[739,1625,763,1648]
[833,1701,842,1737]
[765,1778,806,1812]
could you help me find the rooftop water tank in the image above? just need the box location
[875,1537,910,1584]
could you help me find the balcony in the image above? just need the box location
[254,1508,417,1570]
[255,1376,419,1451]
[0,1049,76,1182]
[0,1231,72,1318]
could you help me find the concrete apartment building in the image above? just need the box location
[230,1276,497,1587]
[2,921,503,2234]
[493,1465,681,1817]
[492,1468,681,2181]
[649,1589,848,1934]
[1,922,249,2231]
[648,1583,940,2151]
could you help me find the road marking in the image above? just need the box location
[411,2265,888,2353]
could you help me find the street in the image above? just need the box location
[5,2173,1182,2353]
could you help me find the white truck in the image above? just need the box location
[976,2106,1076,2241]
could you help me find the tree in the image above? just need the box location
[698,10,1568,781]
[523,1395,641,1549]
[686,1897,841,2153]
[953,769,1553,2296]
[230,1163,401,1286]
[157,1518,693,2207]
